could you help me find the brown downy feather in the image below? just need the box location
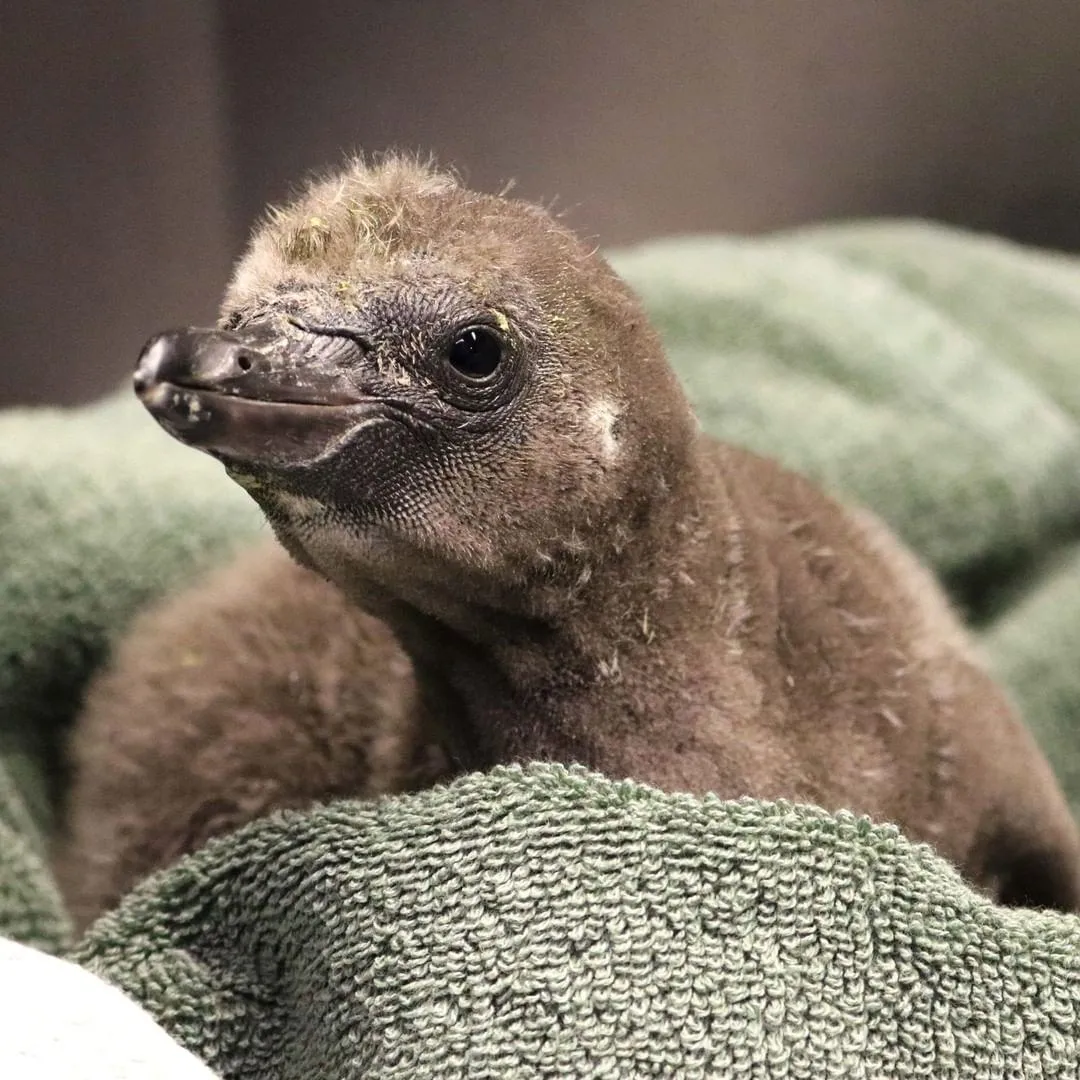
[55,541,449,931]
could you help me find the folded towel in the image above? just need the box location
[75,764,1080,1079]
[2,219,1080,1076]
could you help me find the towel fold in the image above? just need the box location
[74,763,1080,1080]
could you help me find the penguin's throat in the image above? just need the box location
[328,513,725,771]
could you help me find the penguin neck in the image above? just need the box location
[341,439,734,772]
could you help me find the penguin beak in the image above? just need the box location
[133,321,384,470]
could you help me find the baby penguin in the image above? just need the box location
[60,155,1080,926]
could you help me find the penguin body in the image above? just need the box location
[58,155,1080,924]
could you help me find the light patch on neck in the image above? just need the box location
[262,492,357,568]
[265,491,397,580]
[588,398,621,462]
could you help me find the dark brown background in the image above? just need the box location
[5,1,1080,406]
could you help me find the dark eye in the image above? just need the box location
[446,326,503,380]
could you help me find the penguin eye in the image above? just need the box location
[446,326,503,380]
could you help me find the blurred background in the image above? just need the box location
[5,0,1080,406]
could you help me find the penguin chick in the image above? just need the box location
[128,154,1080,910]
[55,539,449,931]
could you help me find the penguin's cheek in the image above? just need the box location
[287,413,457,520]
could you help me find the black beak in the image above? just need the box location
[134,321,383,471]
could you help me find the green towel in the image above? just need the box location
[74,765,1080,1078]
[2,219,1080,1075]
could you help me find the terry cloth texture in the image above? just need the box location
[0,219,1079,1076]
[74,765,1080,1079]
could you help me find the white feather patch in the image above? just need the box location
[588,399,621,462]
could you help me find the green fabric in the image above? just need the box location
[2,219,1080,1074]
[75,765,1080,1078]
